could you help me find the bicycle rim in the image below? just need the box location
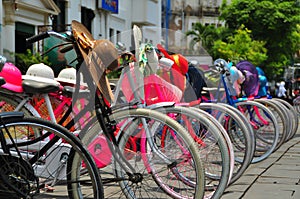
[81,108,205,199]
[235,101,279,163]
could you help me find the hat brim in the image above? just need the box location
[55,77,88,87]
[22,75,60,86]
[1,83,23,93]
[55,77,76,85]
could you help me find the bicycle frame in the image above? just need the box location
[202,69,272,129]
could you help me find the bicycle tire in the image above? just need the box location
[235,101,279,163]
[0,93,35,116]
[154,105,231,199]
[0,91,85,132]
[293,97,300,115]
[254,98,289,149]
[272,98,299,140]
[197,102,255,184]
[0,115,103,199]
[80,107,205,199]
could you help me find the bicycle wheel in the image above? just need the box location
[254,98,289,149]
[198,102,255,185]
[0,93,34,116]
[80,108,205,199]
[0,114,103,199]
[153,105,231,199]
[272,98,299,140]
[235,101,279,163]
[293,97,300,115]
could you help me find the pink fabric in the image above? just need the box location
[121,64,182,105]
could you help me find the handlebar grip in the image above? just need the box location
[60,45,73,53]
[26,32,50,44]
[0,55,7,71]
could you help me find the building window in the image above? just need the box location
[117,30,121,42]
[109,28,114,42]
[81,7,95,33]
[15,22,35,54]
[53,0,66,32]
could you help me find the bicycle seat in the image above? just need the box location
[62,85,90,98]
[22,79,60,94]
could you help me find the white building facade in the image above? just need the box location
[0,0,163,61]
[0,0,228,65]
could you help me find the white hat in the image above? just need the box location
[55,67,87,86]
[22,63,60,86]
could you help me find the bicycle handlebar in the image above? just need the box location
[0,55,7,71]
[26,32,49,44]
[26,31,73,44]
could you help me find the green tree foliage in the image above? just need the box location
[15,49,51,74]
[212,25,268,66]
[220,0,300,76]
[186,23,218,54]
[186,22,232,56]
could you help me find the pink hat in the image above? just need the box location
[0,62,23,92]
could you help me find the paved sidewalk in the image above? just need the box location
[221,128,300,199]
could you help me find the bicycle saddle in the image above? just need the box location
[62,85,90,98]
[22,79,60,94]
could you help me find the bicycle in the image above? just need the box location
[208,59,280,163]
[202,62,291,149]
[112,36,235,198]
[25,20,206,199]
[121,38,255,187]
[0,54,103,199]
[0,62,91,133]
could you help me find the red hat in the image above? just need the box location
[157,44,188,75]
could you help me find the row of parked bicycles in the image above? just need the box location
[0,20,298,199]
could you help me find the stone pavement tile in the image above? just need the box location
[221,189,244,199]
[271,162,300,170]
[287,147,300,153]
[274,159,300,167]
[225,184,249,192]
[256,176,300,185]
[267,151,283,158]
[230,175,258,186]
[247,157,278,169]
[293,189,300,198]
[262,165,300,178]
[243,183,299,199]
[242,167,265,176]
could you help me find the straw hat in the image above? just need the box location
[71,20,118,103]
